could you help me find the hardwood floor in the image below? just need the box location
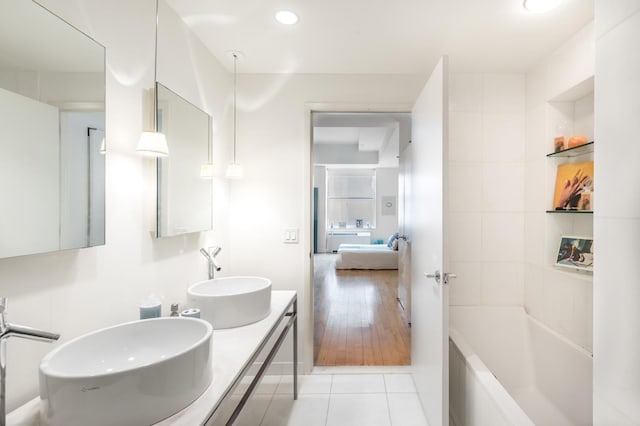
[313,254,410,366]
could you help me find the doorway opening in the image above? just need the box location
[311,111,412,366]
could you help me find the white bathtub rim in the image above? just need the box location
[449,328,535,426]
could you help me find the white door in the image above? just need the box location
[410,56,450,426]
[398,142,412,323]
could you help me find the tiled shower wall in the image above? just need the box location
[448,73,526,307]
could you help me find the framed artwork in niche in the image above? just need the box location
[552,160,594,211]
[555,236,593,272]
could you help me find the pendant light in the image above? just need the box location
[225,52,244,179]
[137,0,169,157]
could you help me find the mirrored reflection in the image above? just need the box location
[156,82,212,237]
[0,0,106,259]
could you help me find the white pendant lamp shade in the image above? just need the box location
[225,163,244,179]
[137,131,169,157]
[200,163,214,179]
[137,0,169,158]
[225,51,244,179]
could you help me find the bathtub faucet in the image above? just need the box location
[200,246,222,279]
[0,297,60,426]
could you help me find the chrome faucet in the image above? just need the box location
[200,246,222,279]
[0,297,59,426]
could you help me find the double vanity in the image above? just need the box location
[9,280,297,426]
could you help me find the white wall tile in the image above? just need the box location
[525,105,547,161]
[595,0,640,39]
[524,264,547,320]
[482,74,525,113]
[450,73,483,112]
[542,269,575,337]
[449,164,483,213]
[546,22,595,100]
[482,214,524,262]
[524,161,547,213]
[594,217,640,422]
[449,213,483,262]
[449,111,483,162]
[595,10,640,218]
[482,262,524,305]
[482,164,525,212]
[572,277,593,352]
[449,262,482,305]
[524,213,546,266]
[482,113,525,162]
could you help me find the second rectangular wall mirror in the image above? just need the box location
[155,82,213,237]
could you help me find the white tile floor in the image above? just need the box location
[232,368,429,426]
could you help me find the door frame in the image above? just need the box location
[303,102,413,370]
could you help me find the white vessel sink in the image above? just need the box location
[39,317,213,426]
[188,276,272,329]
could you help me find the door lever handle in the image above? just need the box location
[424,270,456,285]
[424,270,441,284]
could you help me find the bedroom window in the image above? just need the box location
[326,169,376,229]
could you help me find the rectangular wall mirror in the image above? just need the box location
[0,0,106,259]
[156,82,212,237]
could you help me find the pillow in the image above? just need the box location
[387,232,399,248]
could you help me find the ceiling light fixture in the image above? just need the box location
[523,0,561,13]
[225,52,244,179]
[136,0,169,157]
[275,10,299,25]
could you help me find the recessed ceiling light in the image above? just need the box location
[275,10,299,25]
[523,0,561,13]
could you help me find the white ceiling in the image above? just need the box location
[313,113,407,168]
[165,0,593,74]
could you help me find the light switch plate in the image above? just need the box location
[283,228,299,244]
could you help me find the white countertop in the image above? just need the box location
[8,290,297,426]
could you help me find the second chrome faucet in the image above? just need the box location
[200,246,222,279]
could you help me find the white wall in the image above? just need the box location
[594,2,640,424]
[226,73,425,368]
[447,73,526,307]
[374,167,399,243]
[0,0,231,411]
[524,22,594,353]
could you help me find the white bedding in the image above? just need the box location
[335,244,398,270]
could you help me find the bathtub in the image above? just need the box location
[449,306,592,426]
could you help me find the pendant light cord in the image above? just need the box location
[233,53,238,164]
[153,0,159,131]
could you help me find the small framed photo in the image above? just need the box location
[555,236,594,272]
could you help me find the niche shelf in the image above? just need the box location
[547,140,594,158]
[545,210,593,214]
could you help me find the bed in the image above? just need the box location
[334,243,398,270]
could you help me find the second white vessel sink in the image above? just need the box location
[188,276,272,329]
[39,317,213,426]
